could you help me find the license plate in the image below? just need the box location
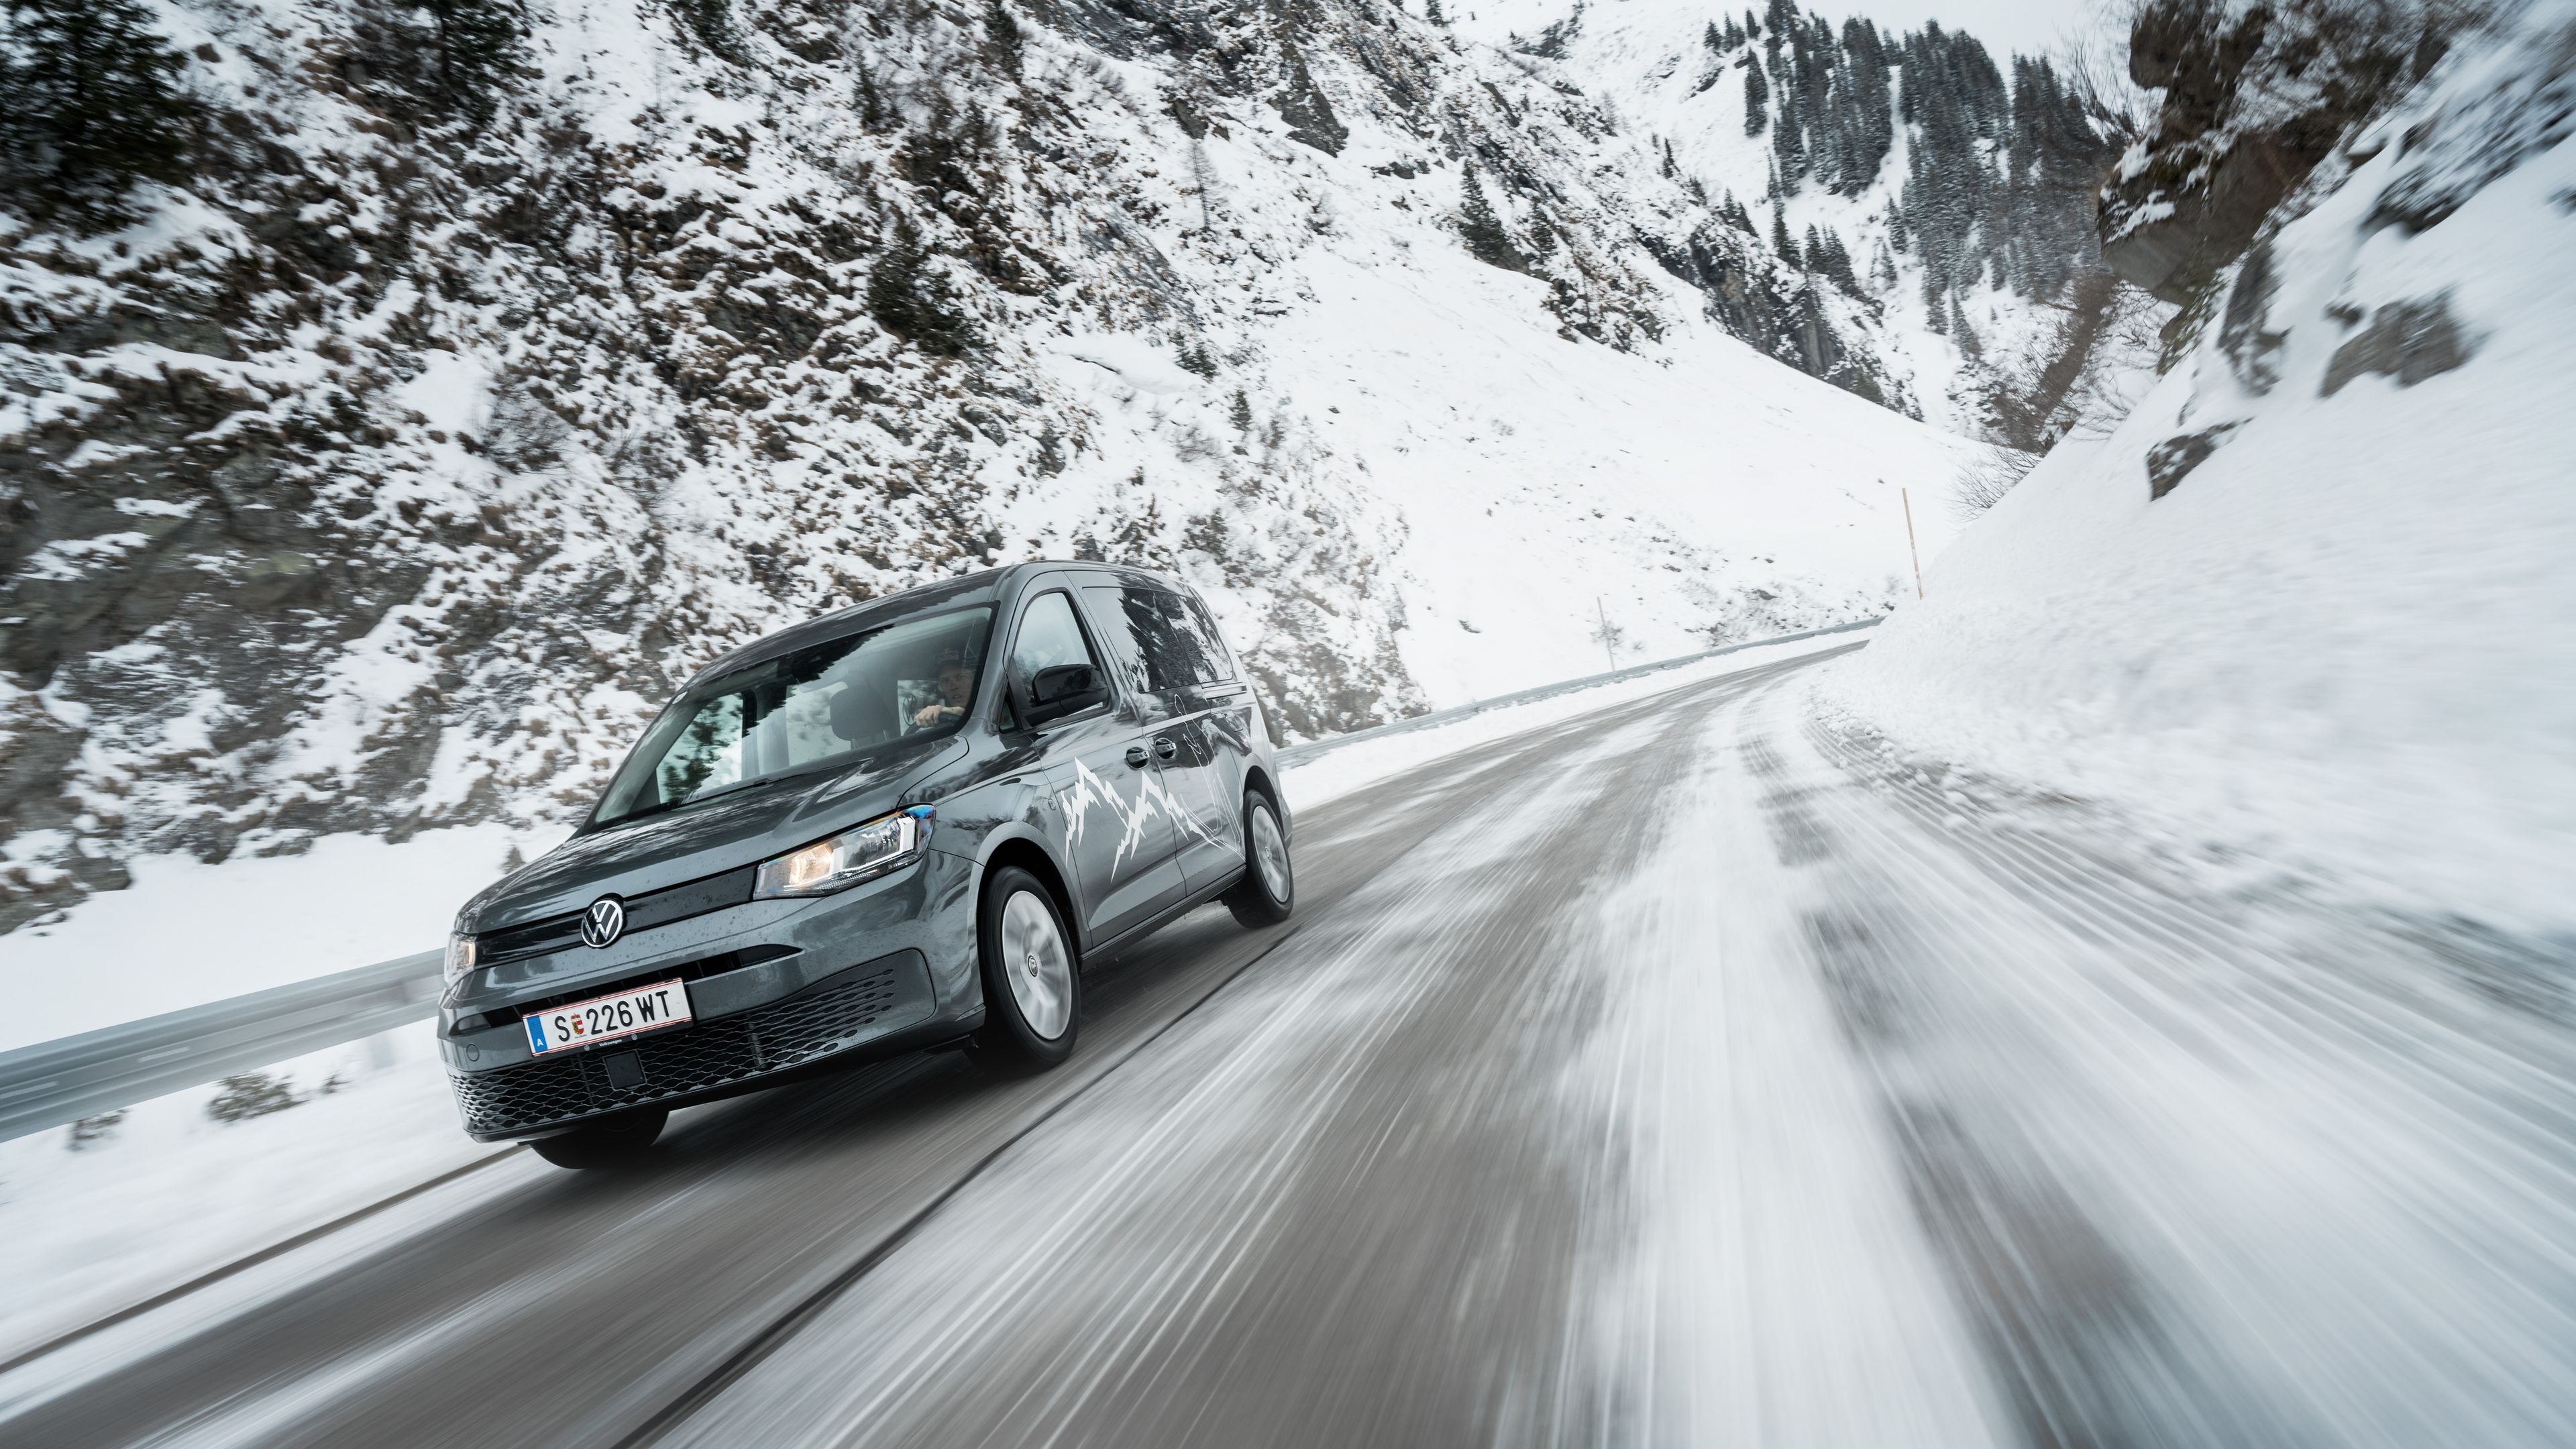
[525,979,692,1056]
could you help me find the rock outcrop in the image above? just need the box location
[2100,0,2467,303]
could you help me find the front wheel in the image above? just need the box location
[529,1108,667,1169]
[1222,790,1294,927]
[969,866,1080,1072]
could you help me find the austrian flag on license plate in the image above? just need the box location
[525,980,692,1056]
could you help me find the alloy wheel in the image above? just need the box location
[1250,802,1291,902]
[1000,888,1073,1039]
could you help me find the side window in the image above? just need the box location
[1131,590,1226,690]
[1079,586,1230,692]
[1011,591,1103,690]
[1082,586,1157,697]
[1169,594,1236,684]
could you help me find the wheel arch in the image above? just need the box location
[1242,763,1289,841]
[979,833,1081,955]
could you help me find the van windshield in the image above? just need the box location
[594,607,993,827]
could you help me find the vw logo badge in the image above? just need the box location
[579,896,626,949]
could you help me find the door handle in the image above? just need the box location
[1124,745,1150,768]
[1153,736,1178,761]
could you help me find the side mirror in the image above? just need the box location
[1021,663,1106,727]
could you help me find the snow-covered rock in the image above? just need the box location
[1825,0,2576,931]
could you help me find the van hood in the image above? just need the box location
[458,735,966,933]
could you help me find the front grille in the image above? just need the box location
[478,865,757,967]
[452,965,904,1134]
[453,945,799,1034]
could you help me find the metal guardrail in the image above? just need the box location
[1271,615,1881,768]
[0,951,443,1142]
[0,616,1879,1142]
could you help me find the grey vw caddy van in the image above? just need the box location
[440,563,1294,1167]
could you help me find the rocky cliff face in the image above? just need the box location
[1,0,1982,932]
[2099,0,2476,305]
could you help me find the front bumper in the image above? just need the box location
[449,950,937,1139]
[443,847,982,1140]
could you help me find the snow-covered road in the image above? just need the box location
[8,644,2573,1447]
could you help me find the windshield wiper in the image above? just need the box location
[687,772,785,806]
[600,769,802,829]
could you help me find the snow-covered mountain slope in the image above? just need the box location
[1823,0,2576,930]
[0,0,1979,930]
[1458,0,2136,443]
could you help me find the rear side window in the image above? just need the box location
[1173,594,1236,682]
[1085,586,1228,693]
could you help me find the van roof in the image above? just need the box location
[678,560,1187,688]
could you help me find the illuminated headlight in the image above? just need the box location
[443,932,479,985]
[755,806,933,898]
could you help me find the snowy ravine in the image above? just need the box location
[1823,0,2576,933]
[0,0,1996,934]
[1458,0,2145,446]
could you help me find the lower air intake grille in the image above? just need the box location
[453,966,902,1134]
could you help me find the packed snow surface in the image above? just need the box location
[1285,627,1867,808]
[0,1030,509,1368]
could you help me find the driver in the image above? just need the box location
[910,645,978,731]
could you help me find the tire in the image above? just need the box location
[1223,789,1294,927]
[529,1108,667,1169]
[969,865,1081,1072]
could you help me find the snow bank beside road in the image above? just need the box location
[0,824,567,1052]
[1823,6,2576,930]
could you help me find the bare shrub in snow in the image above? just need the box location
[1589,606,1633,669]
[1952,444,2040,521]
[207,1073,302,1123]
[867,219,977,356]
[66,1109,125,1149]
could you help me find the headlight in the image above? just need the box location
[755,806,934,898]
[443,932,478,985]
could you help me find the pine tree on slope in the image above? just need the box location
[0,0,202,225]
[1458,165,1522,270]
[419,0,524,119]
[1949,292,1982,358]
[869,219,977,356]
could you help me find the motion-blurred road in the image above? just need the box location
[9,644,2574,1447]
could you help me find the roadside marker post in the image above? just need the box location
[1900,485,1923,599]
